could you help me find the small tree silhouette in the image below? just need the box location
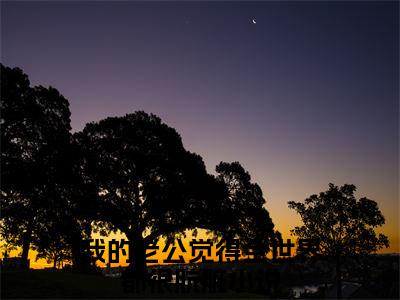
[288,183,389,298]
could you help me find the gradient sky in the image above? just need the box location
[1,1,399,264]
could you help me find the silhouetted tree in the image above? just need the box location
[288,183,389,298]
[75,112,214,276]
[1,64,72,267]
[214,162,276,258]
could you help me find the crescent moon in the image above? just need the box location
[252,19,256,24]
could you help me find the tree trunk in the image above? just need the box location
[336,255,342,299]
[127,231,147,278]
[53,257,57,269]
[71,232,91,271]
[71,237,81,269]
[20,228,32,269]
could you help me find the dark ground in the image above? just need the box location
[1,269,266,298]
[2,255,398,299]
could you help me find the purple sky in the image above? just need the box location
[2,1,399,251]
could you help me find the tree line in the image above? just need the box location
[0,64,389,297]
[0,64,276,273]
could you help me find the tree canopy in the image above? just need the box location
[74,112,220,273]
[288,183,389,257]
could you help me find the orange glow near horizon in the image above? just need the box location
[1,222,398,270]
[2,182,399,268]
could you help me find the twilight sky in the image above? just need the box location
[2,1,399,256]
